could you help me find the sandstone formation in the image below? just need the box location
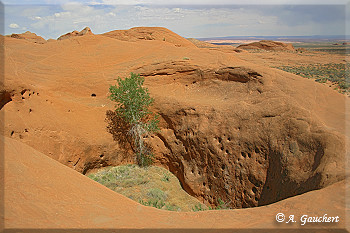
[134,60,346,208]
[102,27,196,48]
[57,26,93,40]
[6,31,47,44]
[1,27,348,228]
[237,40,295,51]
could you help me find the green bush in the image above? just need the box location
[109,73,160,166]
[139,199,166,209]
[192,203,206,212]
[211,198,229,210]
[147,188,167,201]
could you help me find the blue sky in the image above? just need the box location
[2,0,349,39]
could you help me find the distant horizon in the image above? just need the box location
[4,28,349,42]
[196,34,349,40]
[4,3,348,40]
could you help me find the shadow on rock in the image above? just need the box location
[105,110,133,149]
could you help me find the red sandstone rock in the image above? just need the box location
[57,27,93,40]
[6,31,47,44]
[102,27,196,48]
[237,40,295,51]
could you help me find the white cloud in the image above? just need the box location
[29,3,110,38]
[2,0,349,5]
[29,16,43,20]
[9,23,20,28]
[5,3,347,39]
[61,2,88,11]
[107,12,116,16]
[91,0,348,5]
[93,0,143,4]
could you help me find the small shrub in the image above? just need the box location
[147,188,167,201]
[164,204,179,211]
[139,199,166,209]
[192,198,230,211]
[209,198,231,210]
[192,203,206,212]
[338,81,349,90]
[139,200,180,211]
[215,198,228,210]
[121,177,149,187]
[161,172,170,182]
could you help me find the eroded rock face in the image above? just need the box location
[152,105,344,208]
[1,87,135,174]
[135,61,262,83]
[7,31,47,44]
[57,27,93,40]
[134,61,345,208]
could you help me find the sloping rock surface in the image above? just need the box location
[103,27,196,48]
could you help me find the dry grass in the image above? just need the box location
[87,164,208,211]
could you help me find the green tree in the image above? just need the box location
[109,73,159,166]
